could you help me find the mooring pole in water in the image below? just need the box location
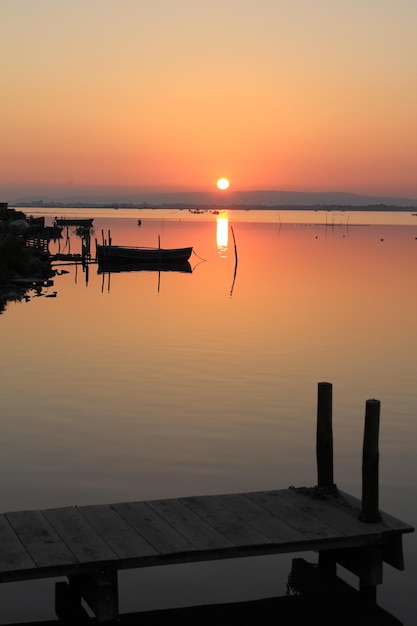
[316,382,334,489]
[229,225,238,297]
[361,399,381,522]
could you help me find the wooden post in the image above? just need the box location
[318,551,337,578]
[316,382,334,489]
[67,570,119,623]
[361,399,381,522]
[55,581,90,622]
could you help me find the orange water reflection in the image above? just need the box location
[1,212,417,623]
[216,217,229,257]
[1,215,417,516]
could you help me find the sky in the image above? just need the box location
[1,0,417,201]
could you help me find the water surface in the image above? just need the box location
[1,208,416,622]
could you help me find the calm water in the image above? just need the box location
[1,208,417,622]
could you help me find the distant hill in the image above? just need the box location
[11,189,417,208]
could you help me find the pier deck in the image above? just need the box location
[0,488,413,584]
[0,487,413,621]
[0,384,413,622]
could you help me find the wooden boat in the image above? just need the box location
[54,217,94,227]
[96,242,193,264]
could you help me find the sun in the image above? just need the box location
[216,178,230,190]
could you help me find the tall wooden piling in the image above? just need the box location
[316,382,334,489]
[361,399,381,522]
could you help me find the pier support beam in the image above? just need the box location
[316,546,382,605]
[56,569,118,623]
[55,581,90,623]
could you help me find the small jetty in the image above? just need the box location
[0,383,413,623]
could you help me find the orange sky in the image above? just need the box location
[2,1,417,200]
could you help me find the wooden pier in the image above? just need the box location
[0,383,413,623]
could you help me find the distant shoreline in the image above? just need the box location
[11,202,417,212]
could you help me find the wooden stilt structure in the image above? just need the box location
[0,384,412,623]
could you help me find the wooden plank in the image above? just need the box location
[0,514,36,573]
[147,499,235,551]
[280,489,414,543]
[5,510,77,569]
[78,504,157,559]
[337,491,414,533]
[0,488,413,585]
[246,491,345,541]
[180,495,273,547]
[215,493,309,544]
[112,501,196,554]
[43,507,117,564]
[279,488,388,538]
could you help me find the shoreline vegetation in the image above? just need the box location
[0,205,53,314]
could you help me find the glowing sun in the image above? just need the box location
[216,177,230,190]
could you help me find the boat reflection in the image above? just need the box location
[98,260,192,294]
[97,260,192,274]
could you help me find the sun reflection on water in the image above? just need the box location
[216,217,229,257]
